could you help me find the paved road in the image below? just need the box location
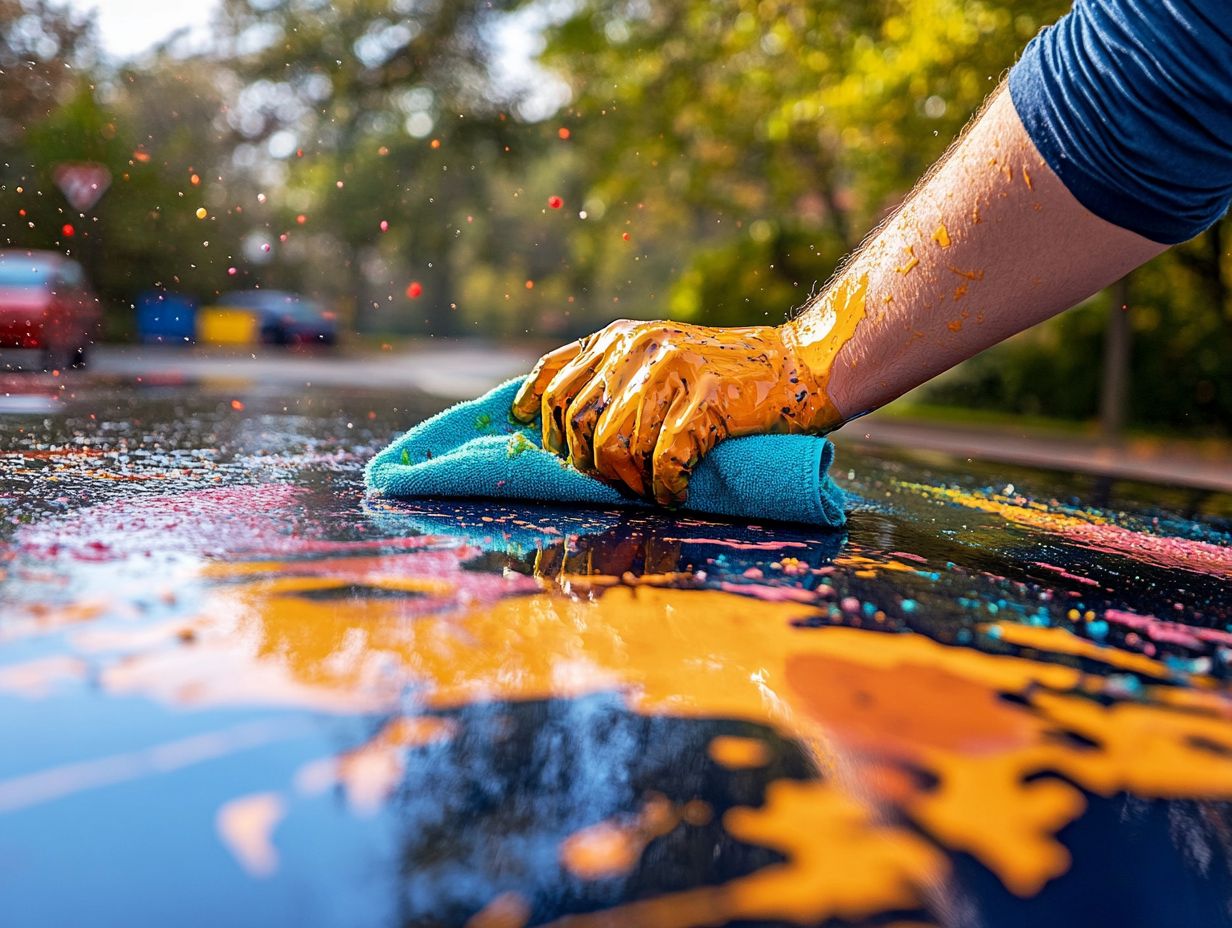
[83,343,1232,494]
[847,417,1232,495]
[90,342,539,401]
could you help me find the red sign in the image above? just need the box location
[52,162,112,212]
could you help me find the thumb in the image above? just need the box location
[511,338,584,422]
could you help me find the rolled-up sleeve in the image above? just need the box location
[1008,0,1232,244]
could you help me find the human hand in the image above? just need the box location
[510,320,840,506]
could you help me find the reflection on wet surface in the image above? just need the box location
[2,373,1232,927]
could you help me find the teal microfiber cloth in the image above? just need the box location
[365,378,846,528]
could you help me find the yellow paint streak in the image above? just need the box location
[982,623,1170,680]
[1023,166,1034,190]
[902,483,1232,580]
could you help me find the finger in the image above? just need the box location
[511,338,585,422]
[540,346,607,456]
[592,378,678,499]
[651,381,726,507]
[563,374,608,475]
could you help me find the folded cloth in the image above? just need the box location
[365,379,846,527]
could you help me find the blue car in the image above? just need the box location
[220,290,338,346]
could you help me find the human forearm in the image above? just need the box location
[783,85,1166,425]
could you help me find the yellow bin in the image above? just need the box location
[197,306,261,345]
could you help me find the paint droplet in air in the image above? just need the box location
[195,208,208,220]
[61,223,74,237]
[430,139,441,150]
[379,220,389,232]
[230,399,244,411]
[548,195,563,209]
[295,214,307,225]
[622,232,630,241]
[558,127,571,139]
[406,281,423,299]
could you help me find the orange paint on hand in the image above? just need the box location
[894,246,919,276]
[512,304,860,505]
[947,266,984,282]
[932,224,951,248]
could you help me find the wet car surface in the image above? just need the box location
[2,370,1231,928]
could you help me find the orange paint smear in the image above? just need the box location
[216,792,286,878]
[708,734,772,769]
[20,538,1232,912]
[560,793,678,880]
[466,892,531,928]
[544,779,942,927]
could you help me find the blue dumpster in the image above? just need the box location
[136,292,197,344]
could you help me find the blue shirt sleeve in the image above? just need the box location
[1008,0,1232,245]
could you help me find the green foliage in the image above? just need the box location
[0,0,1227,432]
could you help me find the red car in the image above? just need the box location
[0,249,102,370]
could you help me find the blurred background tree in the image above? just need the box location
[1,0,1227,433]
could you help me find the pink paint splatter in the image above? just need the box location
[1105,608,1232,649]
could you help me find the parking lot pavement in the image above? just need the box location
[849,416,1232,495]
[89,342,540,400]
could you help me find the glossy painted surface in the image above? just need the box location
[2,372,1231,927]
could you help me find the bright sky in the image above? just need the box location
[65,0,219,60]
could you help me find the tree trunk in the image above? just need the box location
[1099,276,1132,439]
